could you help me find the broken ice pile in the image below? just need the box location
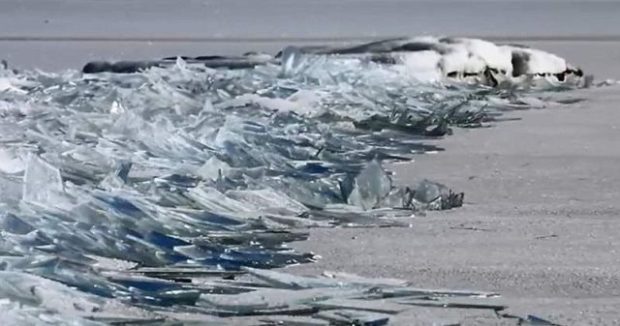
[0,52,576,324]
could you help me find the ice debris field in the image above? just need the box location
[0,37,602,325]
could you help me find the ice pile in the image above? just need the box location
[84,37,588,88]
[0,42,581,324]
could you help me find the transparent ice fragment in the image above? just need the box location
[0,148,27,174]
[22,155,65,206]
[379,187,415,209]
[203,97,215,112]
[413,179,464,210]
[0,272,104,315]
[100,160,132,189]
[173,244,209,259]
[314,309,390,326]
[0,212,35,234]
[199,289,292,313]
[0,77,27,94]
[280,46,306,78]
[87,255,138,271]
[109,100,126,115]
[310,298,406,314]
[196,156,230,181]
[199,287,358,314]
[243,267,346,290]
[347,160,392,210]
[377,286,497,298]
[226,188,308,215]
[0,173,23,205]
[0,275,42,306]
[186,186,252,214]
[522,314,561,325]
[305,205,414,227]
[214,116,247,148]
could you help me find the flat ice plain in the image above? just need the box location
[2,0,620,324]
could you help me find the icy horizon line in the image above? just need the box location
[3,34,620,43]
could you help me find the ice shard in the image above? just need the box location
[22,155,65,207]
[413,179,465,210]
[346,160,393,210]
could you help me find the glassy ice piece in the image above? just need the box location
[0,212,35,234]
[0,274,42,306]
[523,314,561,326]
[200,287,359,314]
[213,116,248,149]
[198,293,271,313]
[186,186,252,214]
[378,187,415,209]
[226,188,307,215]
[173,245,209,260]
[0,173,23,205]
[261,213,332,228]
[306,205,414,227]
[377,286,498,298]
[22,155,64,206]
[310,298,407,314]
[413,179,464,210]
[87,255,138,271]
[124,267,243,279]
[243,267,338,289]
[100,160,132,189]
[196,156,230,181]
[280,47,306,78]
[114,160,132,183]
[240,267,383,290]
[0,271,104,314]
[193,230,308,247]
[0,148,27,174]
[314,309,390,326]
[347,160,392,210]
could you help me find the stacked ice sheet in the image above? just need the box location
[83,37,586,87]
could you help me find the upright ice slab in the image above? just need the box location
[22,155,64,206]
